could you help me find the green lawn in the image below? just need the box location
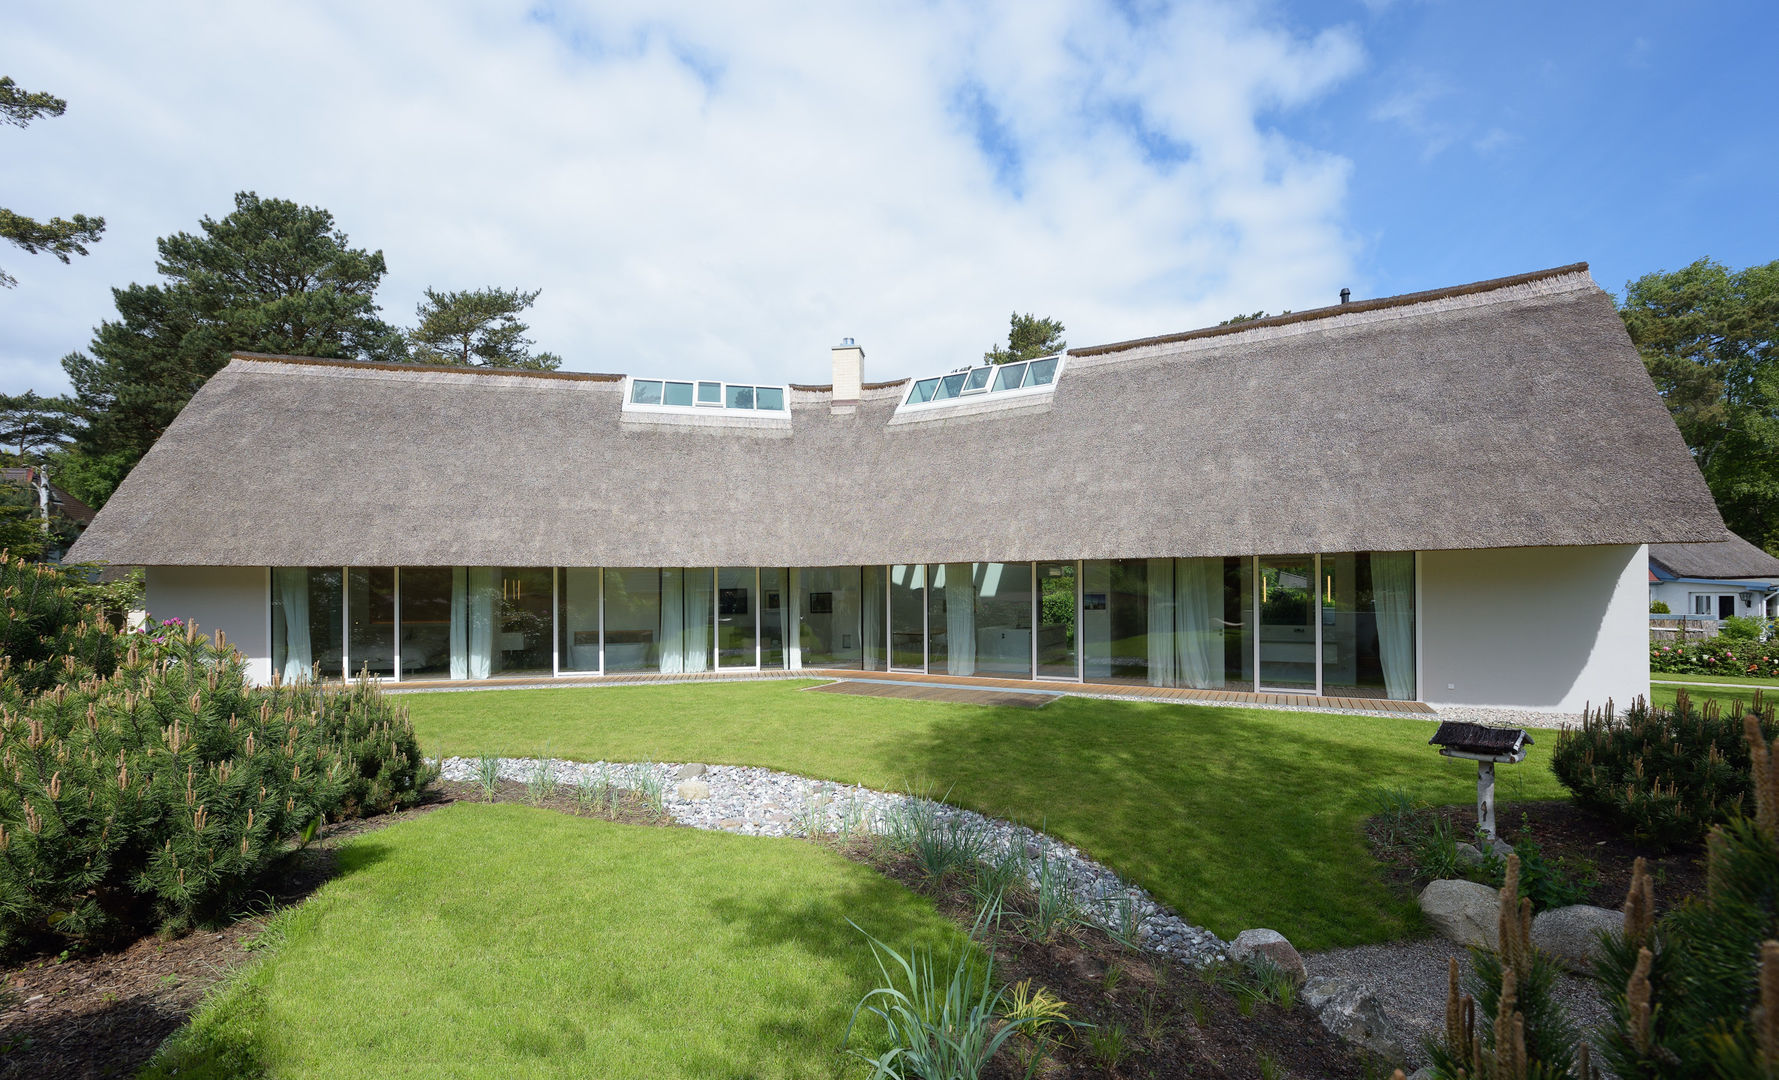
[146,804,964,1080]
[1651,672,1779,687]
[401,681,1567,949]
[1650,676,1777,711]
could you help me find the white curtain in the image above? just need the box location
[945,563,976,676]
[862,567,884,670]
[449,567,468,679]
[682,569,712,673]
[467,567,496,679]
[659,568,686,673]
[275,567,311,682]
[1145,559,1175,686]
[1175,557,1225,689]
[1373,552,1416,700]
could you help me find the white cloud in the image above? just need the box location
[0,1,1365,395]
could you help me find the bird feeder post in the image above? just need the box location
[1476,760,1496,842]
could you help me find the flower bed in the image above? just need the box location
[1650,637,1779,676]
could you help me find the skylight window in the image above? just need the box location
[626,378,790,414]
[899,354,1064,411]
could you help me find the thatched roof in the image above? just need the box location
[1650,533,1779,581]
[68,264,1725,568]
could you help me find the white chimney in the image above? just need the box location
[830,337,863,412]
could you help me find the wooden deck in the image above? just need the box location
[388,666,1434,715]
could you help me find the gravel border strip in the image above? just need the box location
[436,755,1230,966]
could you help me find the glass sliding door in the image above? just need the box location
[759,568,786,669]
[798,566,862,668]
[661,567,714,674]
[927,563,974,676]
[346,567,396,679]
[974,562,1033,678]
[492,568,553,676]
[558,568,601,673]
[1320,552,1416,700]
[271,566,343,682]
[1223,557,1254,691]
[1082,559,1159,685]
[889,564,926,671]
[717,567,757,668]
[398,568,453,680]
[603,568,661,673]
[1035,561,1078,679]
[862,565,886,671]
[1257,555,1317,692]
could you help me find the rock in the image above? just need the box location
[675,780,712,800]
[1455,841,1485,864]
[1228,928,1307,985]
[675,763,707,780]
[1301,977,1408,1066]
[1532,905,1622,971]
[1408,1068,1438,1080]
[1419,879,1500,949]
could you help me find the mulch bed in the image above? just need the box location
[1369,798,1709,914]
[844,842,1378,1080]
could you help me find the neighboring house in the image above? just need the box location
[1648,534,1779,620]
[66,263,1725,712]
[1,465,96,561]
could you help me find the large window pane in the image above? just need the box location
[1036,561,1077,678]
[272,567,343,682]
[662,568,714,674]
[347,567,395,678]
[760,568,786,669]
[1320,552,1416,700]
[493,568,552,675]
[603,568,661,673]
[1223,557,1254,691]
[927,564,973,676]
[1082,560,1155,685]
[559,568,601,672]
[974,562,1032,678]
[799,566,862,668]
[398,568,453,680]
[862,566,886,671]
[717,567,757,668]
[889,564,926,670]
[1258,555,1316,691]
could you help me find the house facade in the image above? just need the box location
[67,264,1724,713]
[1648,534,1779,621]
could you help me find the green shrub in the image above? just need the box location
[1720,615,1763,641]
[0,553,123,699]
[1649,600,1671,615]
[1650,636,1779,676]
[1551,693,1777,849]
[0,624,432,948]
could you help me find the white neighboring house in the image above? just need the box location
[1648,534,1779,621]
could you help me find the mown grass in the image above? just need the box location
[143,804,965,1080]
[1649,678,1777,712]
[401,681,1567,949]
[1650,671,1779,687]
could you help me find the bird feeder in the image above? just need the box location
[1428,722,1533,843]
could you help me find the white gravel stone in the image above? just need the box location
[1429,704,1579,731]
[436,755,1229,965]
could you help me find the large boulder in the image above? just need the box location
[1228,928,1307,985]
[674,779,712,801]
[1532,905,1622,971]
[1419,879,1500,949]
[1302,977,1409,1067]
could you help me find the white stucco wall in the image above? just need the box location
[1420,545,1648,712]
[145,566,271,684]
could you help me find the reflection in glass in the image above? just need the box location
[1027,357,1059,385]
[799,566,862,668]
[759,568,786,668]
[754,386,785,411]
[631,380,663,404]
[603,568,661,673]
[990,363,1027,392]
[1258,556,1317,691]
[1081,560,1154,685]
[862,565,885,671]
[889,564,926,670]
[724,385,755,409]
[558,568,601,672]
[664,381,694,406]
[272,567,343,682]
[974,562,1033,677]
[1223,557,1254,691]
[717,567,757,668]
[1318,553,1415,700]
[398,568,454,680]
[1036,561,1077,678]
[492,568,553,675]
[347,567,395,678]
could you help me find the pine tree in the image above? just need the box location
[406,287,563,370]
[984,312,1066,364]
[0,76,104,288]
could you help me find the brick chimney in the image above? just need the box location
[830,337,863,413]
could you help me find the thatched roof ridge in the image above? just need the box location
[68,266,1725,568]
[1650,534,1779,580]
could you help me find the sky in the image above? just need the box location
[2,0,1775,396]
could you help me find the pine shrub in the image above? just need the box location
[1551,693,1777,849]
[0,552,122,699]
[0,623,433,948]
